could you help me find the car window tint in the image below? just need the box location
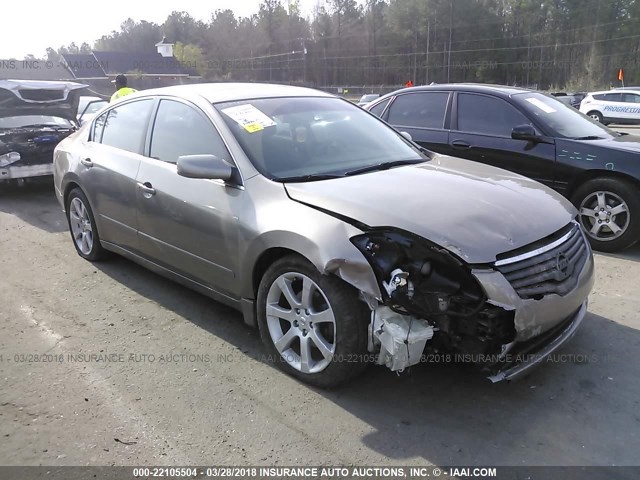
[368,98,390,117]
[387,92,449,129]
[623,93,640,103]
[150,100,230,164]
[604,93,622,102]
[92,111,108,142]
[457,93,530,137]
[592,94,605,101]
[100,99,153,154]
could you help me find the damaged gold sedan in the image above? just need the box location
[53,84,594,387]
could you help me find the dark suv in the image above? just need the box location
[366,84,640,252]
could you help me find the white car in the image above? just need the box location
[579,89,640,125]
[77,96,108,125]
[356,93,380,107]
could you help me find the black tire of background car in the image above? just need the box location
[571,177,640,253]
[256,254,369,388]
[586,110,604,124]
[65,188,109,262]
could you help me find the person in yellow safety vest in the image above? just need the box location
[110,74,137,103]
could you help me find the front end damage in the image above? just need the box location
[0,80,87,182]
[350,222,594,381]
[0,127,76,181]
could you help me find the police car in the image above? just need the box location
[579,89,640,125]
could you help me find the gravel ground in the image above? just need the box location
[0,181,639,468]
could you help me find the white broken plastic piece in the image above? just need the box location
[382,268,412,298]
[369,306,434,372]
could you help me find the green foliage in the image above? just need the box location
[46,0,640,89]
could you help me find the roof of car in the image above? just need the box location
[386,83,534,98]
[128,83,334,103]
[589,89,640,95]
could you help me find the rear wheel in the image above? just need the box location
[65,188,108,261]
[256,255,369,388]
[572,178,640,252]
[586,110,604,123]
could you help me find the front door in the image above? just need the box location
[135,98,243,295]
[449,92,556,188]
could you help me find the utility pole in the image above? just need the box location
[447,0,453,83]
[300,37,308,84]
[425,20,430,85]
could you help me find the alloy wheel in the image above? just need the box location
[69,197,94,255]
[579,190,630,242]
[265,272,336,374]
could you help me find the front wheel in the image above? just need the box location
[256,255,369,388]
[572,178,640,252]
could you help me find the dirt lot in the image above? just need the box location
[0,181,639,468]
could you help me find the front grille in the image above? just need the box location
[495,224,589,299]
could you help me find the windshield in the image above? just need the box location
[0,115,73,129]
[513,92,616,139]
[215,97,426,181]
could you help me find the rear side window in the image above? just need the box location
[623,93,640,103]
[457,93,530,137]
[368,98,391,117]
[604,93,622,102]
[387,92,449,129]
[100,99,154,154]
[149,100,230,163]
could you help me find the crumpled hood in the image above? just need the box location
[285,155,577,264]
[0,79,88,121]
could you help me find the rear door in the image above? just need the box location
[80,98,154,252]
[383,91,451,154]
[449,92,557,187]
[600,92,624,122]
[135,98,243,295]
[622,92,640,123]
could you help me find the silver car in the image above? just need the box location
[53,83,594,387]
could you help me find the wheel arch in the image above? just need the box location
[239,230,380,315]
[61,174,90,209]
[567,169,640,200]
[251,247,305,296]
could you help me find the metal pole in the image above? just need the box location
[447,0,453,83]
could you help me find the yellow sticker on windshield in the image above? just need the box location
[244,122,264,133]
[221,104,276,133]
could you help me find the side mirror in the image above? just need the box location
[400,131,413,142]
[177,154,234,181]
[511,124,540,142]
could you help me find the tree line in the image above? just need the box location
[45,0,640,91]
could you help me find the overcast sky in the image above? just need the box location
[1,0,329,59]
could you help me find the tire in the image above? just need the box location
[571,178,640,252]
[586,110,604,123]
[65,188,108,261]
[256,254,369,388]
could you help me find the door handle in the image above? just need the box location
[80,158,93,167]
[137,182,156,196]
[451,140,471,150]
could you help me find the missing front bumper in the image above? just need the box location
[486,300,587,383]
[0,163,53,180]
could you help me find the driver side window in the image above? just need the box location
[149,100,230,164]
[457,93,532,137]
